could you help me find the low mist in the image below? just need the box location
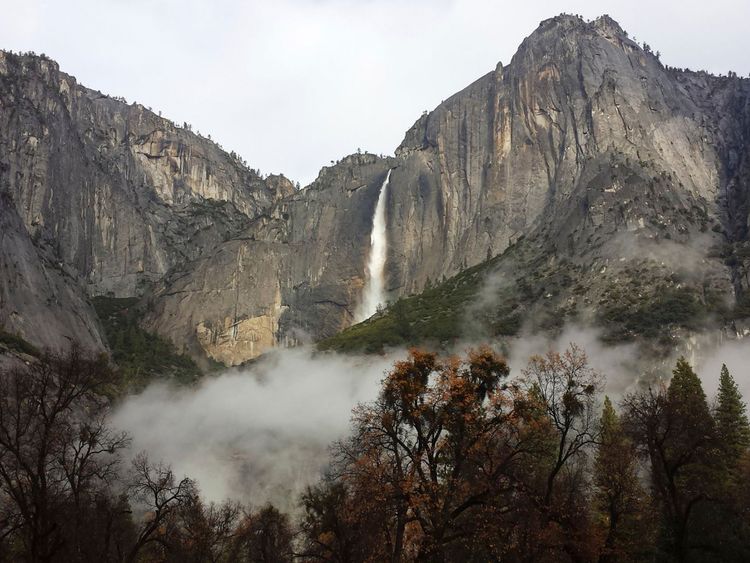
[110,348,394,511]
[506,324,750,400]
[505,324,640,398]
[110,329,749,513]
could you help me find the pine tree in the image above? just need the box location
[594,396,650,561]
[624,358,717,559]
[715,364,750,462]
[712,365,750,563]
[663,358,717,559]
[667,358,715,454]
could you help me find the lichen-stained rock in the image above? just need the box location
[195,284,286,366]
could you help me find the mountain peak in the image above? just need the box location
[527,13,629,46]
[592,14,626,36]
[3,13,749,368]
[536,13,587,31]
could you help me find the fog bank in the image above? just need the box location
[111,348,394,511]
[111,331,749,512]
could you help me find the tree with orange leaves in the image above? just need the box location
[299,345,623,562]
[300,346,565,561]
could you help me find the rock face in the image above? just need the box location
[0,51,293,352]
[144,154,396,365]
[146,15,749,363]
[0,192,103,351]
[2,14,749,364]
[0,50,293,298]
[389,15,739,290]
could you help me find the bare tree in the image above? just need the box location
[125,452,195,563]
[521,344,603,506]
[0,348,125,563]
[231,504,293,563]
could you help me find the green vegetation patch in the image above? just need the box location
[0,328,40,357]
[600,286,708,341]
[92,296,202,387]
[320,225,733,355]
[319,254,524,353]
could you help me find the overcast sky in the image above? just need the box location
[2,0,748,186]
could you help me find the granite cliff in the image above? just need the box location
[147,15,750,363]
[0,50,292,352]
[1,14,749,365]
[324,16,750,353]
[144,153,398,364]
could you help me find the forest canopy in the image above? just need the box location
[0,345,748,562]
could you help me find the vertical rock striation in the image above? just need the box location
[0,192,103,351]
[0,50,293,352]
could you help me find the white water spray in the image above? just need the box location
[356,169,392,321]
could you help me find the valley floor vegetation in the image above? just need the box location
[1,344,748,562]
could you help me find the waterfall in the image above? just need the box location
[356,169,392,322]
